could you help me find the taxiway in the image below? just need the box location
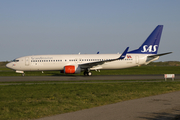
[0,75,180,82]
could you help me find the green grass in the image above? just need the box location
[0,82,180,120]
[0,62,180,119]
[1,61,180,76]
[0,66,180,76]
[92,66,180,75]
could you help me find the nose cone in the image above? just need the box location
[6,63,12,69]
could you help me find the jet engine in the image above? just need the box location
[64,65,81,74]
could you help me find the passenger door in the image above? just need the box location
[25,57,29,66]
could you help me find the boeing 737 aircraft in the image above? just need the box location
[6,25,172,76]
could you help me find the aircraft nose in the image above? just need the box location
[6,63,12,69]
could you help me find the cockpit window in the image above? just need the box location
[13,59,19,62]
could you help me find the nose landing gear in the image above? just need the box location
[22,73,25,76]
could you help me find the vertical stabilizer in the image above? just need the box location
[128,25,163,54]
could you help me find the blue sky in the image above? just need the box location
[0,0,180,61]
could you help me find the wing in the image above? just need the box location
[79,47,129,69]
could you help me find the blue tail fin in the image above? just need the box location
[128,25,163,54]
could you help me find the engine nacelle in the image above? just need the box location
[64,65,81,74]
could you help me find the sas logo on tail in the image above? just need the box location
[141,45,158,52]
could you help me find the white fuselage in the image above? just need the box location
[5,25,170,75]
[6,54,149,72]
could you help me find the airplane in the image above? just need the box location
[6,25,172,76]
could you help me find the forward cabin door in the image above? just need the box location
[25,57,29,66]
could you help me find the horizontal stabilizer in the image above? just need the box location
[146,52,172,64]
[148,52,172,57]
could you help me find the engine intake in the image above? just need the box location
[64,65,81,74]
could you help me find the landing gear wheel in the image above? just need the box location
[22,73,25,76]
[84,72,88,76]
[84,68,92,76]
[88,72,92,76]
[84,72,92,76]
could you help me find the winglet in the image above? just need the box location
[119,47,129,60]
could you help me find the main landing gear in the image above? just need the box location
[84,71,92,76]
[84,69,92,76]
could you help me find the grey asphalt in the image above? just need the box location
[0,74,180,82]
[36,91,180,120]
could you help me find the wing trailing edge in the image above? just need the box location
[79,47,129,69]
